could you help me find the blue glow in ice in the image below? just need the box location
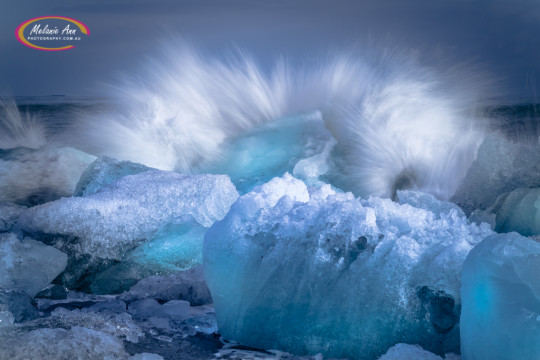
[203,113,335,193]
[204,174,493,359]
[461,232,540,360]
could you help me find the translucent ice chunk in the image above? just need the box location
[202,113,335,193]
[379,344,444,360]
[204,174,493,359]
[0,233,67,297]
[495,187,540,236]
[74,156,152,197]
[461,233,540,360]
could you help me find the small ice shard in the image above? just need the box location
[122,265,212,306]
[48,307,143,343]
[129,354,164,360]
[0,289,38,322]
[0,305,14,328]
[0,146,96,206]
[204,174,493,359]
[378,344,444,360]
[161,300,190,318]
[84,299,127,314]
[74,156,153,197]
[292,137,336,184]
[35,284,68,300]
[127,298,189,321]
[18,170,239,260]
[452,134,540,214]
[461,233,540,360]
[128,299,163,320]
[494,187,540,236]
[0,233,67,297]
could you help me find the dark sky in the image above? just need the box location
[2,0,540,99]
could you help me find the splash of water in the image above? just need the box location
[70,43,491,200]
[0,99,46,149]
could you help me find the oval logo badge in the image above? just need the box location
[15,16,90,51]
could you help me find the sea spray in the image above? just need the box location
[0,98,46,150]
[64,43,493,199]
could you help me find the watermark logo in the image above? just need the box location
[15,16,90,51]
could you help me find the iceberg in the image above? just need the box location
[0,233,67,297]
[461,233,540,360]
[204,174,493,359]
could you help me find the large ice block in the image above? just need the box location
[18,170,238,260]
[461,233,540,360]
[0,233,67,297]
[204,174,493,359]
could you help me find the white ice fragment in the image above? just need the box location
[378,344,443,360]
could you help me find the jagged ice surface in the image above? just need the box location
[204,174,493,359]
